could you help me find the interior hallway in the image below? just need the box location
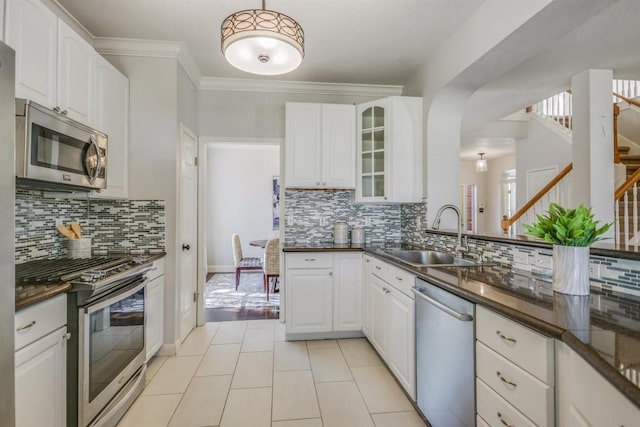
[116,319,427,427]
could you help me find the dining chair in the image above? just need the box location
[262,237,280,301]
[232,233,262,290]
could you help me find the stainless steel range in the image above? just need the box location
[16,256,154,427]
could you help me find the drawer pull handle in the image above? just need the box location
[496,371,517,388]
[16,321,36,332]
[375,266,381,270]
[496,330,517,344]
[396,276,403,281]
[329,272,333,276]
[497,412,515,427]
[304,258,316,262]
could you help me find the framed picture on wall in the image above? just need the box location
[273,176,280,230]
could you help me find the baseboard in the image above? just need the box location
[285,330,365,341]
[157,341,179,356]
[208,264,235,273]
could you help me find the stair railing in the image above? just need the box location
[613,79,640,101]
[529,91,573,131]
[501,163,573,234]
[614,168,640,249]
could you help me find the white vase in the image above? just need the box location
[553,245,590,295]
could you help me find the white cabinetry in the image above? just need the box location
[363,256,416,399]
[5,0,58,108]
[476,305,555,427]
[556,341,640,426]
[93,56,129,199]
[6,0,97,126]
[361,254,373,337]
[285,252,363,338]
[0,0,4,42]
[285,103,356,189]
[356,96,423,203]
[57,20,95,125]
[145,258,165,361]
[14,294,67,427]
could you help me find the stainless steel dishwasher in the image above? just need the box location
[413,278,475,427]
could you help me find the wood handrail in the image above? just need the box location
[613,92,640,109]
[615,167,640,200]
[501,163,573,233]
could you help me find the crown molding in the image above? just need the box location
[94,38,201,87]
[199,77,403,97]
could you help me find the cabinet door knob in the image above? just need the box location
[53,106,61,113]
[63,332,72,341]
[322,182,326,186]
[316,182,320,186]
[329,272,333,276]
[182,244,191,251]
[61,110,68,116]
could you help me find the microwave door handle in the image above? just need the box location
[85,135,102,184]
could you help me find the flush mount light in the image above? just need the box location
[476,153,488,173]
[221,0,305,75]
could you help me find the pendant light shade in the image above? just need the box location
[476,153,488,173]
[221,1,304,75]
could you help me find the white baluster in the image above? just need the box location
[615,196,620,246]
[624,192,629,250]
[634,184,638,249]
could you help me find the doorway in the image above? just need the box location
[201,140,281,322]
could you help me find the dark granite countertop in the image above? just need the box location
[283,243,368,252]
[283,243,640,408]
[15,251,166,310]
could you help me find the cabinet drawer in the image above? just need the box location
[476,305,554,384]
[147,258,165,281]
[15,294,67,351]
[387,265,415,298]
[477,379,536,427]
[286,253,333,269]
[371,257,388,282]
[476,342,553,427]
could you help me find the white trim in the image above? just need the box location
[199,77,403,97]
[94,38,202,87]
[200,136,284,146]
[157,342,178,357]
[208,265,235,273]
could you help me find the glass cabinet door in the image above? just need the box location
[360,106,385,199]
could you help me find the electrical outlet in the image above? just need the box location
[534,253,553,270]
[589,263,601,279]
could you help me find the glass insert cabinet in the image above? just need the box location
[356,97,423,203]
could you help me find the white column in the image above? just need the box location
[570,69,614,237]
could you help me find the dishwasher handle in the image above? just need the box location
[412,287,473,322]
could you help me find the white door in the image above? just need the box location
[370,276,388,357]
[285,269,333,333]
[322,104,356,188]
[332,253,362,331]
[179,124,198,342]
[285,103,322,187]
[362,256,372,337]
[385,288,415,398]
[526,166,559,203]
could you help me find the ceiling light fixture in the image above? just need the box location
[476,153,488,173]
[221,0,305,75]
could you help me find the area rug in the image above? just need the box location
[204,272,280,309]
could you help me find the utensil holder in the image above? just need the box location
[69,238,92,259]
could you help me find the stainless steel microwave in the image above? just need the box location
[15,99,107,191]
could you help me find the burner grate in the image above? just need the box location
[15,257,130,284]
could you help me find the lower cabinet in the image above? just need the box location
[285,252,362,337]
[14,294,67,427]
[363,256,416,399]
[556,341,640,426]
[145,258,165,361]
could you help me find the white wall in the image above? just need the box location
[104,54,181,350]
[515,116,572,210]
[177,65,197,132]
[198,90,384,138]
[206,144,280,271]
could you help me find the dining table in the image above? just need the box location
[249,239,268,248]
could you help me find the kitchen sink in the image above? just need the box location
[383,250,478,267]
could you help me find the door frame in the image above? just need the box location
[197,136,284,326]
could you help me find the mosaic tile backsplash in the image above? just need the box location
[15,190,165,263]
[401,205,640,296]
[284,190,414,246]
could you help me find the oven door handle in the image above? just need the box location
[85,135,102,185]
[85,279,146,315]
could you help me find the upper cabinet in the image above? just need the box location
[92,56,129,199]
[5,0,58,108]
[285,103,356,189]
[5,0,95,126]
[57,20,95,125]
[356,96,423,203]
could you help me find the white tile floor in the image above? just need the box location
[117,320,428,427]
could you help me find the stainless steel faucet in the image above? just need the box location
[432,204,469,257]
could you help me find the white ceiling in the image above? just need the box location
[56,0,484,85]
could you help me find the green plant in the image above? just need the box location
[523,203,612,246]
